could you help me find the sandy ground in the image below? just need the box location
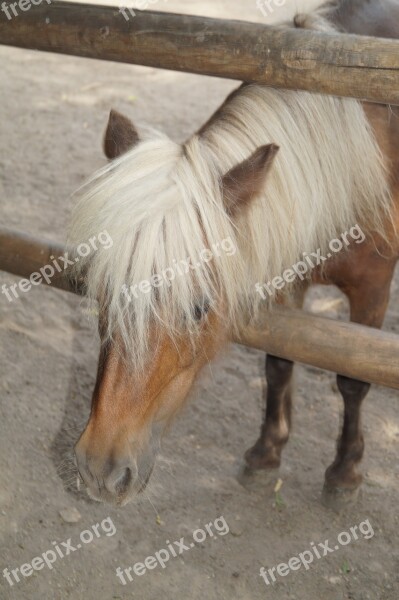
[0,1,398,599]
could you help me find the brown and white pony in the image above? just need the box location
[69,0,399,507]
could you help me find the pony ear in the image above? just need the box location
[103,109,140,159]
[222,144,279,217]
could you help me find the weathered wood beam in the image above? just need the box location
[1,228,399,389]
[0,2,398,105]
[236,309,399,390]
[0,227,83,294]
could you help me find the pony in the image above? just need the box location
[69,0,399,507]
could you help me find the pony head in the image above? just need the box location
[70,109,278,505]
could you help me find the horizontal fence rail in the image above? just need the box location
[1,227,399,390]
[0,2,399,105]
[0,227,83,294]
[237,310,399,390]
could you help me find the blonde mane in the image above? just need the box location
[69,84,391,368]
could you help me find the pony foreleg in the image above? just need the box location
[244,287,306,471]
[245,355,294,470]
[322,257,397,509]
[323,375,369,501]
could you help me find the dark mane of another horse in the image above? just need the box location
[317,0,399,39]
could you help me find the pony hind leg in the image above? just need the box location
[322,255,397,510]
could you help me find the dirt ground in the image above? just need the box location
[0,1,398,599]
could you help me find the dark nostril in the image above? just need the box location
[114,467,133,494]
[75,444,137,497]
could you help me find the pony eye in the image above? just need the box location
[193,300,210,321]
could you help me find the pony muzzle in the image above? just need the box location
[74,439,143,504]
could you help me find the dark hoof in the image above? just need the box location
[244,446,281,471]
[321,483,361,513]
[236,459,279,492]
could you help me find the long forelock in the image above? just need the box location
[68,134,247,369]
